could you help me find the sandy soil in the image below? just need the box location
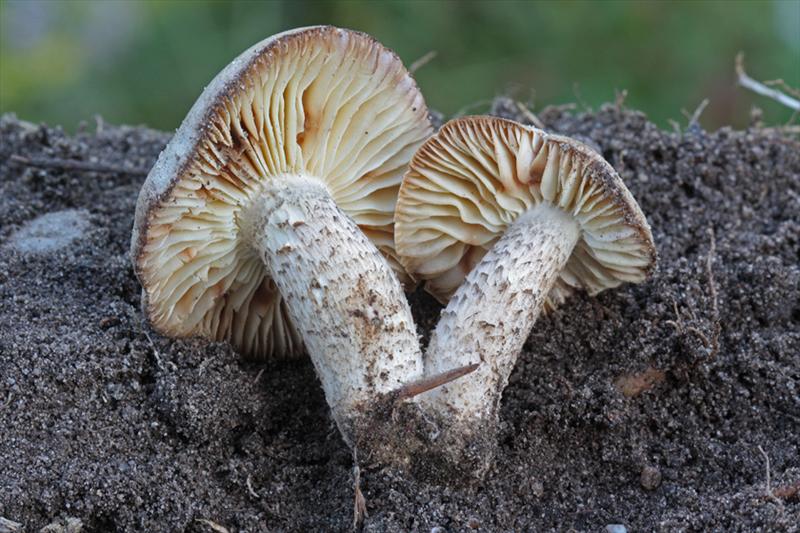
[1,102,798,532]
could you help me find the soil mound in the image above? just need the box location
[1,104,798,531]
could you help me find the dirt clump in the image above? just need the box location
[0,103,798,531]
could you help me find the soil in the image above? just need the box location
[1,101,798,532]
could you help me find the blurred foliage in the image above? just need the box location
[1,0,798,132]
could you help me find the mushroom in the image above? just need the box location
[131,26,433,441]
[395,116,656,434]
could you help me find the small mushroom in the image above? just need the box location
[395,116,656,432]
[131,27,433,441]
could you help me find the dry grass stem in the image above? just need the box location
[0,517,22,533]
[194,519,230,533]
[681,99,710,127]
[757,445,784,509]
[393,363,479,401]
[353,463,367,531]
[409,51,438,74]
[515,101,545,129]
[246,474,259,499]
[736,53,800,111]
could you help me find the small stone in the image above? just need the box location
[640,465,662,491]
[99,316,120,329]
[430,527,446,533]
[467,517,481,529]
[8,209,91,255]
[606,525,627,533]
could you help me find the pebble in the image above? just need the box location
[640,465,662,490]
[8,209,91,255]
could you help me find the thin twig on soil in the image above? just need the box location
[757,445,784,508]
[392,363,479,401]
[352,451,367,532]
[0,517,22,532]
[681,99,710,128]
[9,154,149,176]
[143,330,163,370]
[514,101,545,129]
[665,298,684,333]
[408,51,437,74]
[143,329,176,372]
[736,53,800,111]
[197,357,213,376]
[252,367,266,385]
[246,474,260,499]
[194,518,230,533]
[686,326,711,348]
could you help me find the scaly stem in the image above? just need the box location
[421,203,580,423]
[242,175,423,442]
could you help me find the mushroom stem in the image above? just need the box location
[242,175,423,441]
[421,203,580,423]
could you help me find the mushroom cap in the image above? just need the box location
[131,26,432,359]
[395,116,656,308]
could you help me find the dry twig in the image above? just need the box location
[246,474,260,499]
[736,53,800,111]
[664,298,684,333]
[194,519,230,533]
[409,51,437,74]
[393,363,479,402]
[9,154,148,176]
[757,445,784,508]
[0,517,22,533]
[252,367,266,385]
[514,101,545,129]
[668,119,683,135]
[352,453,367,531]
[681,99,710,127]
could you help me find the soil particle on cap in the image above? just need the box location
[1,102,799,532]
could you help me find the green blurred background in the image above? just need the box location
[1,0,798,132]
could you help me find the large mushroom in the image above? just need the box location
[131,26,434,442]
[395,116,656,439]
